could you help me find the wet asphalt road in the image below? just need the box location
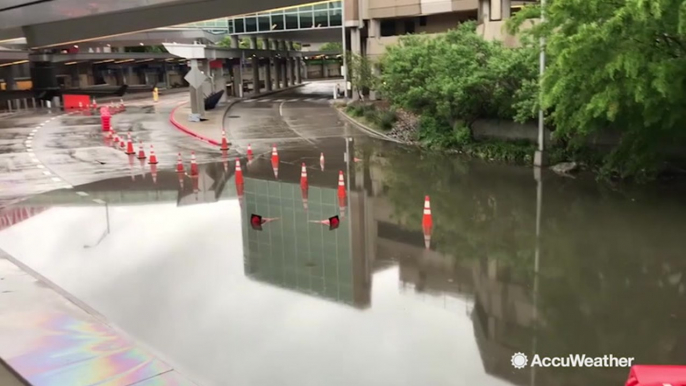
[1,82,685,386]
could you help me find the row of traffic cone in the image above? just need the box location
[175,152,199,177]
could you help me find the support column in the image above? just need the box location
[274,57,282,90]
[250,37,260,95]
[295,57,302,84]
[262,39,273,91]
[231,35,239,49]
[2,66,17,90]
[285,57,292,87]
[350,28,362,100]
[188,59,206,119]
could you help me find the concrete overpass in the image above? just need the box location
[0,0,318,48]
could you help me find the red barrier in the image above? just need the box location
[100,107,111,132]
[63,94,91,110]
[626,365,686,386]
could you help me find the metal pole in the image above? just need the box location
[32,98,36,109]
[341,0,348,99]
[537,0,546,153]
[105,203,110,234]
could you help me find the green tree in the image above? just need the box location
[320,41,343,51]
[347,52,378,99]
[508,0,686,178]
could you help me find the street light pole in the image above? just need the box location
[341,0,348,99]
[535,0,547,166]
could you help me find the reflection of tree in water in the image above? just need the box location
[378,145,686,385]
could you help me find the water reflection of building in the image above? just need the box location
[241,177,371,309]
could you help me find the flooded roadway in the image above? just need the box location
[0,85,685,386]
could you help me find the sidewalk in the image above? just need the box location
[0,251,196,386]
[169,99,239,146]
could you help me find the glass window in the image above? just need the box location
[314,3,328,10]
[245,16,257,32]
[299,11,313,28]
[285,13,298,29]
[228,19,234,34]
[329,9,342,26]
[314,11,328,27]
[329,1,342,9]
[298,5,313,12]
[258,15,270,31]
[235,18,245,33]
[271,13,284,30]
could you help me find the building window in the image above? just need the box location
[298,5,313,12]
[285,12,298,29]
[380,20,396,36]
[314,10,328,27]
[329,9,342,26]
[245,16,257,32]
[404,20,415,34]
[271,12,284,30]
[228,19,234,34]
[419,16,427,26]
[299,11,313,28]
[258,14,271,31]
[235,18,245,33]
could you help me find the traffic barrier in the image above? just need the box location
[247,144,253,157]
[300,163,308,188]
[100,107,111,132]
[176,153,184,173]
[137,143,146,160]
[125,133,135,155]
[626,365,686,386]
[422,195,432,230]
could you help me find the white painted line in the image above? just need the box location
[92,199,106,205]
[274,99,284,102]
[42,171,52,176]
[76,191,89,197]
[258,99,270,103]
[279,101,285,117]
[25,140,32,144]
[33,159,40,164]
[43,120,49,124]
[63,185,74,189]
[27,149,34,154]
[36,165,45,169]
[51,177,61,182]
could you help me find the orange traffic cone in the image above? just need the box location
[337,171,346,199]
[119,137,126,150]
[300,163,308,188]
[148,145,158,165]
[320,152,325,171]
[137,142,146,160]
[247,143,253,157]
[422,196,433,229]
[220,129,230,151]
[176,153,184,173]
[235,158,243,185]
[113,132,120,143]
[92,98,97,109]
[271,157,279,179]
[190,151,198,176]
[125,133,135,155]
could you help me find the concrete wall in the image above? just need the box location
[472,119,550,144]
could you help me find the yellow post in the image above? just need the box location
[153,87,159,102]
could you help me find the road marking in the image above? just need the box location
[278,101,315,145]
[32,159,40,164]
[92,199,106,204]
[43,120,49,124]
[25,140,32,144]
[51,177,61,182]
[258,99,270,103]
[36,165,45,169]
[279,101,285,117]
[42,170,51,176]
[76,191,89,197]
[274,99,284,102]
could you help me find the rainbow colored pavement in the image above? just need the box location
[0,256,196,386]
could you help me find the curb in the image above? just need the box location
[169,101,239,147]
[335,108,404,144]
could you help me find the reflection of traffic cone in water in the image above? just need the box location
[300,163,308,187]
[128,154,135,181]
[235,158,244,185]
[137,142,146,160]
[422,195,433,249]
[119,137,126,150]
[125,133,135,155]
[176,153,184,173]
[301,185,309,210]
[107,129,114,140]
[139,158,147,179]
[193,174,199,197]
[236,180,244,206]
[178,172,184,189]
[150,164,158,183]
[220,129,230,151]
[320,152,325,171]
[190,151,198,176]
[222,149,228,172]
[148,145,158,165]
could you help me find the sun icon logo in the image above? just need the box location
[511,352,528,369]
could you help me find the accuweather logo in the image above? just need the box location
[511,353,635,369]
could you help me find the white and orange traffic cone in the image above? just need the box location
[125,133,135,155]
[338,171,346,217]
[271,144,278,160]
[148,145,158,165]
[220,129,230,151]
[176,153,184,173]
[300,163,308,188]
[113,132,120,143]
[119,137,126,150]
[235,158,244,185]
[92,98,98,109]
[137,142,146,160]
[247,143,253,157]
[422,195,433,249]
[190,151,198,176]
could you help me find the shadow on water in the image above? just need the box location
[0,137,684,386]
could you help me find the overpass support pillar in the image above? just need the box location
[285,57,291,87]
[263,39,273,91]
[250,36,260,95]
[295,58,302,84]
[274,57,282,90]
[230,35,240,49]
[188,59,207,119]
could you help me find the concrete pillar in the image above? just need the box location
[2,66,17,90]
[249,36,258,49]
[230,35,239,48]
[502,0,511,18]
[285,57,292,87]
[274,58,282,89]
[265,58,273,91]
[295,58,301,84]
[369,19,381,38]
[350,28,362,100]
[188,59,206,118]
[252,57,260,94]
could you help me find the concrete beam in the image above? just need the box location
[163,43,303,60]
[50,52,177,63]
[21,0,313,48]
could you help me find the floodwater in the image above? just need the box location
[0,136,684,386]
